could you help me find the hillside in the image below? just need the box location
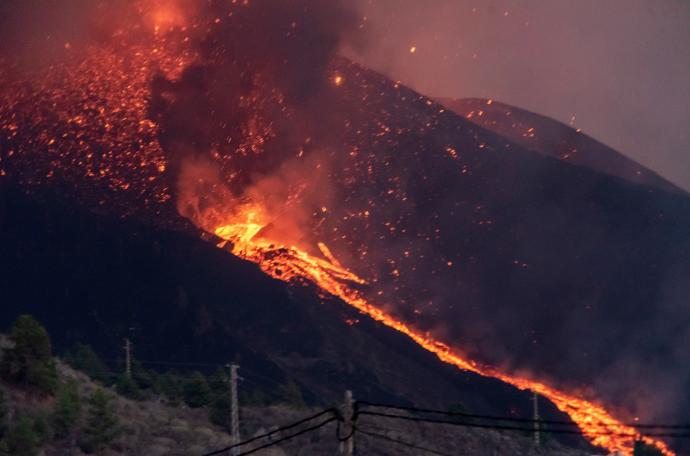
[0,184,594,449]
[0,292,588,456]
[0,359,590,456]
[1,4,689,452]
[438,97,683,194]
[3,54,690,453]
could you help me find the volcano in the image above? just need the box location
[1,1,688,454]
[439,97,684,194]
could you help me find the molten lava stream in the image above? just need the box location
[209,217,674,456]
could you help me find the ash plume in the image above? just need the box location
[1,1,688,450]
[151,0,364,192]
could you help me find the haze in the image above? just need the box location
[347,0,690,191]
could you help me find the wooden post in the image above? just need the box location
[339,390,355,456]
[229,364,240,456]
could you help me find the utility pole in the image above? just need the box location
[339,390,355,456]
[123,338,132,379]
[229,364,240,456]
[532,391,540,447]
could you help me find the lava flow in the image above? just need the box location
[190,200,674,456]
[0,1,682,455]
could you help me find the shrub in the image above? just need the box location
[63,343,109,384]
[155,370,183,403]
[5,415,39,456]
[52,380,81,438]
[116,374,142,400]
[209,394,231,430]
[0,315,58,394]
[278,381,305,408]
[183,372,211,408]
[79,389,119,454]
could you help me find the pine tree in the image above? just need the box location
[0,315,58,394]
[79,389,119,454]
[63,343,109,383]
[5,415,39,456]
[208,367,229,396]
[52,380,81,438]
[278,381,305,408]
[155,370,183,404]
[115,374,142,400]
[183,371,211,408]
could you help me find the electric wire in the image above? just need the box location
[357,410,690,438]
[201,408,337,456]
[235,416,337,456]
[357,400,690,431]
[355,425,456,456]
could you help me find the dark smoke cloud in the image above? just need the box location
[3,0,687,439]
[346,0,690,191]
[151,0,365,192]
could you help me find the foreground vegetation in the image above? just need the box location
[0,315,664,455]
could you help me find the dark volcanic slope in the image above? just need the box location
[2,39,689,433]
[439,97,683,194]
[0,184,589,448]
[296,60,690,425]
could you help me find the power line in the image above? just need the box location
[201,408,337,456]
[357,410,690,438]
[356,400,690,431]
[236,416,336,456]
[355,425,456,456]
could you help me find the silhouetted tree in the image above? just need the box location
[115,374,142,400]
[132,363,156,391]
[33,411,52,444]
[52,380,81,438]
[208,367,228,396]
[4,415,39,456]
[183,371,211,408]
[63,343,109,384]
[80,389,119,454]
[278,381,305,408]
[0,315,58,394]
[154,370,183,404]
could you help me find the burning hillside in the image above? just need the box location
[1,1,688,455]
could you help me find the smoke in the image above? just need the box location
[0,0,133,66]
[150,0,369,255]
[345,0,690,191]
[151,0,365,192]
[3,0,688,438]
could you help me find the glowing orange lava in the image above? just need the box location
[200,202,674,456]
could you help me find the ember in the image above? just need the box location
[0,2,683,455]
